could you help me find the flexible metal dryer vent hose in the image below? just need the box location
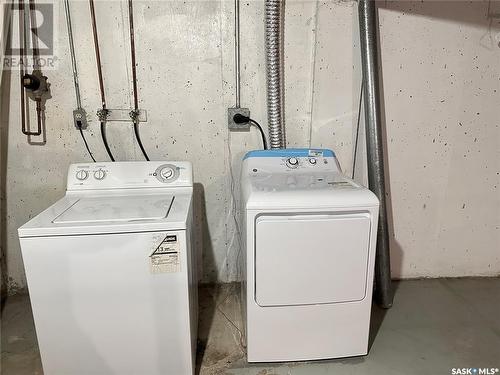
[265,0,286,149]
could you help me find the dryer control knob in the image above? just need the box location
[287,157,299,167]
[76,170,88,181]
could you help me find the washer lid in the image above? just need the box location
[18,191,192,237]
[53,195,174,224]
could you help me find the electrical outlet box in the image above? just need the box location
[73,108,88,130]
[228,107,250,131]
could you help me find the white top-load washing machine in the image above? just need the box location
[18,162,197,375]
[241,148,379,362]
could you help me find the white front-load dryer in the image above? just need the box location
[240,148,379,362]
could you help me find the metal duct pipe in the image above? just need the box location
[358,0,393,308]
[265,0,286,149]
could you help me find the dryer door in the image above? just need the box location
[255,213,371,306]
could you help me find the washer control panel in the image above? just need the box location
[67,161,192,190]
[72,166,109,182]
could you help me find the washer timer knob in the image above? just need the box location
[309,157,317,165]
[76,170,88,181]
[155,164,179,183]
[160,167,174,180]
[94,169,106,180]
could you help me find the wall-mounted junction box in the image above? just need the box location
[228,107,250,131]
[73,108,88,129]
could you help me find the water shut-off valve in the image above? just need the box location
[22,70,49,101]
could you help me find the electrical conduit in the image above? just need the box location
[265,0,286,149]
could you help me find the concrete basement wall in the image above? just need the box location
[0,0,499,294]
[1,0,9,297]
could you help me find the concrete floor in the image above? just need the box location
[1,279,499,374]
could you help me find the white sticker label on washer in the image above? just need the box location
[150,235,180,274]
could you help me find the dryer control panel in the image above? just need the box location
[241,148,353,192]
[67,161,193,190]
[243,148,340,174]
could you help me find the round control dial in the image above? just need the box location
[93,169,106,180]
[155,164,179,183]
[286,157,299,168]
[309,157,317,165]
[160,167,174,180]
[76,170,89,181]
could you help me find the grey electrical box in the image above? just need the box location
[228,107,250,131]
[73,108,88,130]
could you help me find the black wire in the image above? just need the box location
[352,80,364,179]
[128,0,150,161]
[78,125,96,162]
[249,119,267,150]
[128,0,139,111]
[100,121,115,161]
[134,121,150,161]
